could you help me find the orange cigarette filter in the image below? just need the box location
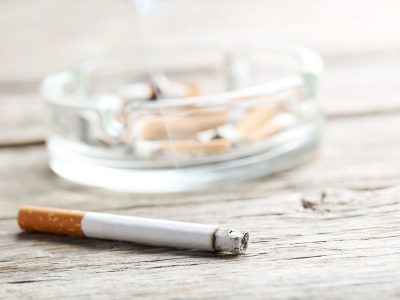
[18,205,85,237]
[185,82,199,97]
[136,111,228,140]
[158,139,230,155]
[237,103,280,136]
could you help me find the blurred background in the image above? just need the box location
[1,0,400,164]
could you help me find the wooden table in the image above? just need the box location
[2,1,400,298]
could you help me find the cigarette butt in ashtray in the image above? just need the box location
[184,82,199,97]
[135,139,231,159]
[117,78,199,101]
[237,103,280,136]
[151,74,199,99]
[245,113,297,141]
[18,206,249,254]
[158,139,230,154]
[117,83,156,101]
[78,94,127,146]
[134,111,228,140]
[237,103,297,141]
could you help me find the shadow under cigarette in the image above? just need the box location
[16,232,245,260]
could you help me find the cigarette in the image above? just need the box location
[18,206,249,254]
[237,103,280,137]
[135,111,228,140]
[135,139,231,159]
[158,139,230,155]
[152,74,199,98]
[117,76,199,101]
[79,94,126,145]
[117,83,156,101]
[196,124,242,144]
[246,113,297,141]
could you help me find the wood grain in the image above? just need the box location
[1,1,400,299]
[0,94,44,147]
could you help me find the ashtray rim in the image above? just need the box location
[41,42,324,110]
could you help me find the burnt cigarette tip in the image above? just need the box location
[214,228,249,254]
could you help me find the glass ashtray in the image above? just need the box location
[41,42,323,192]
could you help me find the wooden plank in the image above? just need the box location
[322,51,400,116]
[0,94,44,146]
[2,179,400,298]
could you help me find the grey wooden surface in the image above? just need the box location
[2,1,400,299]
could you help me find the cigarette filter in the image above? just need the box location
[18,206,249,254]
[135,111,228,140]
[247,113,297,141]
[136,139,231,159]
[237,103,280,136]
